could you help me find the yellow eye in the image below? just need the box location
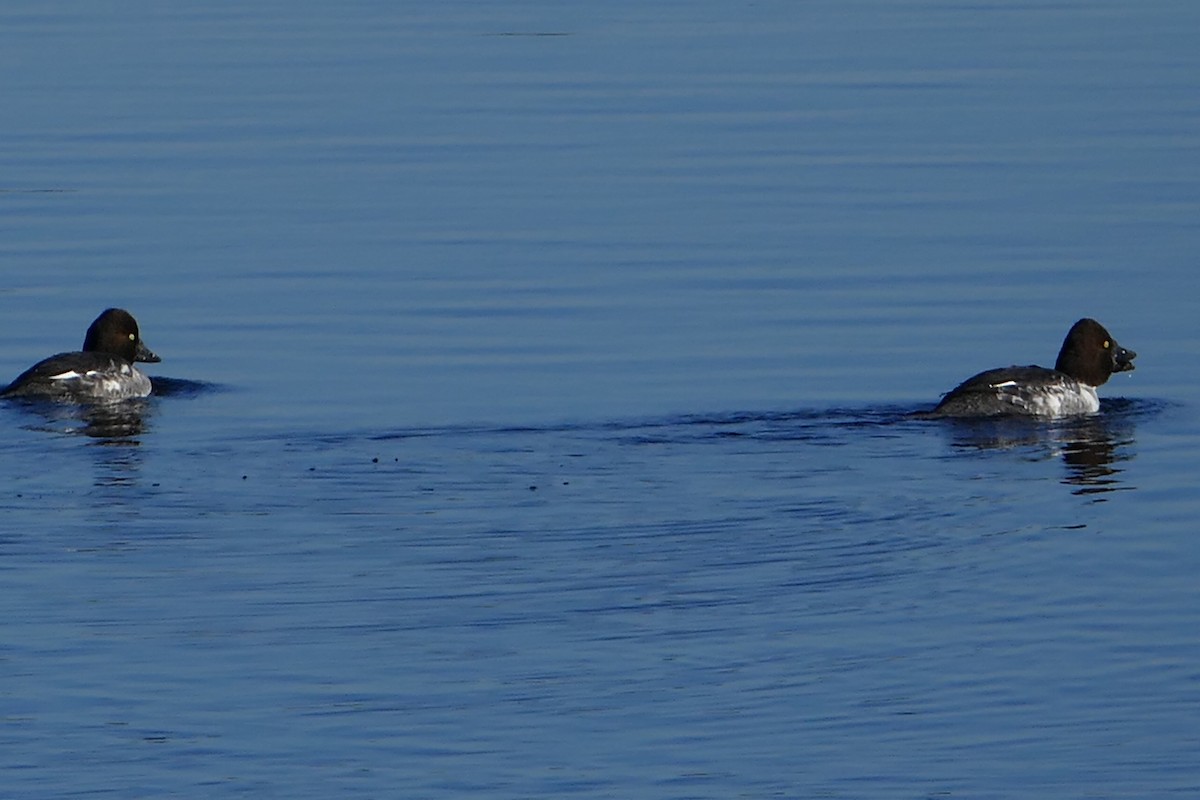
[1103,340,1110,349]
[129,333,136,341]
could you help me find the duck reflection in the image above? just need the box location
[78,401,152,439]
[941,398,1143,496]
[2,376,213,440]
[1056,413,1132,495]
[7,396,152,440]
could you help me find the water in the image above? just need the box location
[3,1,1200,798]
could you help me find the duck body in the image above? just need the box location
[930,318,1135,418]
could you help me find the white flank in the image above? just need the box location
[44,366,152,400]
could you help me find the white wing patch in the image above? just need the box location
[985,376,1098,416]
[46,365,151,399]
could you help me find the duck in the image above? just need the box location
[1,308,161,402]
[929,318,1135,417]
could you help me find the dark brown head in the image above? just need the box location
[82,308,161,364]
[1054,318,1135,387]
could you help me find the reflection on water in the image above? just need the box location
[0,378,214,440]
[1,397,156,493]
[5,396,153,439]
[936,398,1154,497]
[1058,414,1135,497]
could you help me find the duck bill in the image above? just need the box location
[1113,344,1136,373]
[136,340,162,363]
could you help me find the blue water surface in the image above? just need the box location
[2,1,1199,798]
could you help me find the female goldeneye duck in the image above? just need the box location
[0,308,161,403]
[930,318,1136,418]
